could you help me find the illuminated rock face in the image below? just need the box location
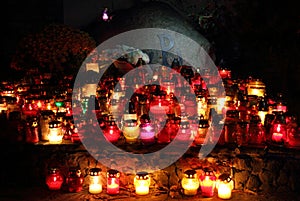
[89,1,214,64]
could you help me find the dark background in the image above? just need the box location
[1,0,300,114]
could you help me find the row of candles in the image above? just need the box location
[18,57,299,148]
[46,166,234,199]
[22,85,299,148]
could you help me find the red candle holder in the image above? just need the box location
[199,167,216,197]
[271,112,287,144]
[139,116,155,145]
[46,167,63,190]
[157,120,171,144]
[66,167,84,193]
[107,169,120,195]
[103,120,121,143]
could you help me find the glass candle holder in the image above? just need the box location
[48,120,63,144]
[235,120,250,147]
[70,126,81,143]
[271,112,287,144]
[157,120,171,144]
[247,79,266,97]
[194,115,209,145]
[103,120,121,143]
[25,118,39,143]
[107,169,120,195]
[199,167,216,197]
[122,119,139,144]
[248,116,266,145]
[66,167,84,193]
[40,111,54,141]
[181,169,200,196]
[46,167,63,190]
[134,172,150,195]
[139,120,155,145]
[89,168,102,194]
[216,173,234,200]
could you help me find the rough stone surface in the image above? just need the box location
[88,1,214,66]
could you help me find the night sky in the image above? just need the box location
[2,0,300,112]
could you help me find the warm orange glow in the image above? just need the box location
[181,176,200,195]
[134,174,150,195]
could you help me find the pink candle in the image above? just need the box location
[272,124,285,143]
[200,168,216,197]
[107,169,120,195]
[272,132,283,142]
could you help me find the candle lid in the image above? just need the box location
[107,169,120,177]
[184,169,197,178]
[48,167,60,174]
[90,168,102,176]
[218,173,232,182]
[69,167,82,177]
[136,171,149,179]
[203,167,214,173]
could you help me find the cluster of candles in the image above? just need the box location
[20,57,300,148]
[68,58,300,148]
[45,167,149,196]
[45,166,233,199]
[181,168,234,199]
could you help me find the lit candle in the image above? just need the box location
[46,167,63,190]
[107,169,120,195]
[103,120,120,143]
[139,117,155,145]
[48,121,63,144]
[122,120,140,144]
[134,172,150,195]
[217,173,234,199]
[219,68,231,79]
[258,111,267,126]
[181,170,200,196]
[199,167,216,197]
[89,168,102,194]
[247,79,266,97]
[271,112,287,143]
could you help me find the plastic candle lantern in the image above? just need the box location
[48,120,63,144]
[194,115,209,145]
[197,96,208,118]
[271,112,287,144]
[249,115,266,145]
[107,169,120,195]
[39,110,54,141]
[257,97,268,126]
[25,117,39,143]
[218,68,231,79]
[181,170,200,196]
[89,168,102,194]
[199,167,216,197]
[103,120,121,143]
[66,167,84,193]
[157,120,171,144]
[247,79,266,97]
[217,173,234,199]
[122,119,140,144]
[176,113,192,141]
[134,172,150,195]
[46,167,64,190]
[139,116,155,145]
[71,126,81,143]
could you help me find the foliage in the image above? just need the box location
[10,23,96,74]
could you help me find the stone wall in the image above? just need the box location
[19,143,300,198]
